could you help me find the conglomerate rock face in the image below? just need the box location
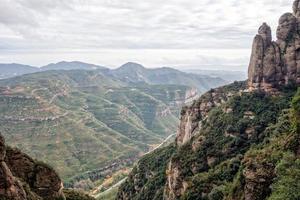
[0,133,65,200]
[248,2,300,92]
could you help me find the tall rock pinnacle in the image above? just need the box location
[293,0,300,17]
[248,0,300,92]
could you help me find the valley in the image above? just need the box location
[0,64,227,193]
[2,1,299,200]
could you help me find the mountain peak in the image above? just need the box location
[41,61,107,71]
[248,0,300,92]
[118,62,146,71]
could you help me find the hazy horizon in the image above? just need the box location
[1,60,247,72]
[0,0,291,71]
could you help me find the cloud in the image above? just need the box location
[0,0,293,69]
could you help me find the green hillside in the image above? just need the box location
[0,70,192,186]
[117,83,300,200]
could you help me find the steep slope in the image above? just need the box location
[0,132,65,200]
[110,62,227,93]
[0,69,195,188]
[0,64,39,79]
[117,80,299,200]
[0,133,96,200]
[117,1,300,200]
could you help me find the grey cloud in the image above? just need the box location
[0,0,294,68]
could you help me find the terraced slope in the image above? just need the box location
[0,70,193,185]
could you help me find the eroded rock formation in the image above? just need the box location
[248,2,300,91]
[0,133,65,200]
[176,83,244,146]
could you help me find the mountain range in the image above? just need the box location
[0,60,229,193]
[0,61,244,93]
[2,2,299,200]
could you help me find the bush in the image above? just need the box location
[63,189,95,200]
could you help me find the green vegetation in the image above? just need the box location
[0,70,192,187]
[117,84,300,200]
[64,189,95,200]
[97,187,118,200]
[117,144,176,200]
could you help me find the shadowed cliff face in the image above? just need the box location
[0,133,65,200]
[248,0,300,92]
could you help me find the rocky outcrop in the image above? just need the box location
[0,133,65,200]
[176,82,245,146]
[248,1,300,92]
[243,163,275,200]
[164,160,188,200]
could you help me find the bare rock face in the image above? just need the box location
[248,0,300,91]
[242,155,275,200]
[293,0,300,18]
[0,133,65,200]
[164,160,188,200]
[0,161,27,200]
[176,85,240,146]
[34,164,64,200]
[5,147,36,184]
[176,107,200,146]
[248,33,266,90]
[258,23,272,49]
[0,135,5,161]
[276,13,296,42]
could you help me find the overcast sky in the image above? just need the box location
[0,0,292,70]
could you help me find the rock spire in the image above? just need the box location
[248,0,300,91]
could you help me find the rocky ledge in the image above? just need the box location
[0,133,65,200]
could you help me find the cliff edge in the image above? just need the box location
[0,133,65,200]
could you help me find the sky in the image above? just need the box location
[0,0,293,70]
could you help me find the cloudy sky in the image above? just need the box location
[0,0,292,70]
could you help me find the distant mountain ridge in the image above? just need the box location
[0,63,39,79]
[185,69,247,83]
[0,61,227,94]
[108,62,226,93]
[0,61,109,79]
[42,61,108,71]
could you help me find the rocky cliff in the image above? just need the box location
[117,1,300,200]
[248,0,300,92]
[0,133,65,200]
